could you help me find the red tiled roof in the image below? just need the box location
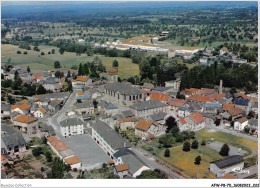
[237,117,248,124]
[223,104,235,111]
[76,76,88,82]
[136,120,158,131]
[1,155,5,161]
[119,118,132,123]
[237,94,251,100]
[185,88,199,93]
[188,95,214,103]
[11,103,31,111]
[65,156,81,165]
[115,163,129,172]
[108,69,118,75]
[198,88,215,95]
[179,118,187,125]
[227,107,244,116]
[13,115,37,124]
[222,173,236,179]
[47,136,59,143]
[189,112,205,124]
[168,100,185,107]
[150,92,169,102]
[51,140,69,152]
[211,93,226,100]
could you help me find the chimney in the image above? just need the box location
[219,80,223,94]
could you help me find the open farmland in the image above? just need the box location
[1,44,139,78]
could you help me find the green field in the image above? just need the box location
[1,44,139,79]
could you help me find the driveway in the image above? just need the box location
[61,134,110,170]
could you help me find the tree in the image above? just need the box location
[165,116,177,133]
[50,157,66,179]
[32,147,43,157]
[7,95,15,104]
[17,51,21,54]
[183,141,190,152]
[136,169,167,179]
[71,65,78,70]
[36,85,47,95]
[159,134,175,148]
[27,66,31,73]
[201,139,206,146]
[191,140,199,149]
[45,151,52,162]
[194,155,201,165]
[164,149,170,157]
[59,47,65,55]
[67,70,71,78]
[48,51,51,54]
[51,49,55,54]
[230,87,237,96]
[247,111,255,119]
[34,46,39,51]
[93,100,98,108]
[112,60,119,68]
[82,63,89,76]
[78,63,83,76]
[54,61,61,69]
[219,143,230,156]
[23,51,28,55]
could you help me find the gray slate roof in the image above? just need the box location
[152,86,166,92]
[248,119,258,127]
[150,111,167,122]
[121,110,135,118]
[105,82,142,96]
[39,125,56,136]
[60,118,84,127]
[104,103,117,110]
[1,103,11,111]
[130,99,166,111]
[113,147,136,158]
[1,124,27,149]
[74,102,93,109]
[121,154,148,175]
[91,120,131,150]
[210,155,244,169]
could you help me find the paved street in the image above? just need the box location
[130,147,184,179]
[205,125,258,142]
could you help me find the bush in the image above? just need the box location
[182,141,190,152]
[164,149,170,157]
[17,51,21,54]
[201,139,206,146]
[41,167,45,172]
[23,51,28,55]
[32,147,43,157]
[45,151,52,162]
[41,52,45,55]
[191,140,199,149]
[219,143,230,156]
[194,155,201,165]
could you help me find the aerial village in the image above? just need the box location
[1,35,258,179]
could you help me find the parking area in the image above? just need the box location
[208,141,247,156]
[61,134,110,170]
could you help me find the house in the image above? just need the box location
[89,89,102,99]
[32,73,44,82]
[11,103,31,115]
[198,88,216,96]
[168,98,185,112]
[48,139,70,160]
[1,103,11,119]
[177,118,187,132]
[114,163,129,178]
[104,82,143,106]
[48,100,62,113]
[210,155,244,178]
[108,68,118,82]
[187,94,214,104]
[1,124,27,155]
[164,78,181,91]
[234,117,248,131]
[91,120,131,159]
[177,106,194,118]
[168,49,176,58]
[37,125,56,138]
[233,98,250,111]
[149,111,167,126]
[60,118,84,137]
[73,102,94,115]
[142,83,154,91]
[119,118,139,131]
[64,156,82,170]
[185,112,205,132]
[33,108,47,118]
[103,103,118,116]
[219,47,228,56]
[113,148,150,178]
[151,86,166,93]
[199,57,208,65]
[135,120,164,139]
[121,110,135,119]
[12,115,38,133]
[180,88,199,98]
[221,104,244,121]
[247,119,258,134]
[204,103,222,114]
[39,77,60,91]
[150,92,169,103]
[183,52,193,60]
[130,99,167,118]
[72,76,92,91]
